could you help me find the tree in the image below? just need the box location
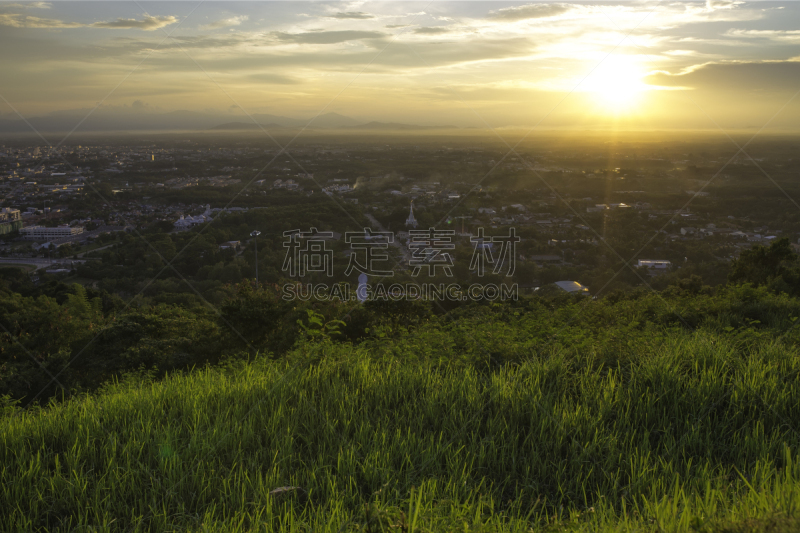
[728,238,800,295]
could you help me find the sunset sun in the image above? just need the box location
[583,55,648,112]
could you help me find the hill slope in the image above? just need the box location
[2,298,800,532]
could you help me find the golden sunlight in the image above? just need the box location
[582,55,648,112]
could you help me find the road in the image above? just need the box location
[77,243,117,258]
[0,257,86,268]
[365,213,409,264]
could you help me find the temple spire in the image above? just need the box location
[405,201,418,228]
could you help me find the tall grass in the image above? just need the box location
[1,327,800,532]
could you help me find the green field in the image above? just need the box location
[2,289,800,532]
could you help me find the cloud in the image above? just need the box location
[131,35,535,74]
[203,15,248,30]
[705,0,743,10]
[3,1,51,8]
[644,61,800,93]
[488,3,572,22]
[0,13,82,28]
[385,24,409,29]
[413,26,450,35]
[0,12,178,30]
[92,16,178,31]
[423,83,547,103]
[328,12,374,20]
[270,30,385,45]
[724,29,800,44]
[248,72,302,85]
[153,34,249,50]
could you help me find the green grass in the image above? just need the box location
[2,321,800,532]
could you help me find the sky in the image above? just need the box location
[1,1,799,131]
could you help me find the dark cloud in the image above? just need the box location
[328,12,374,20]
[270,30,386,45]
[413,26,450,35]
[385,24,409,29]
[645,61,800,92]
[488,3,572,22]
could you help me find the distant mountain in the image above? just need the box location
[210,122,287,131]
[0,108,457,134]
[305,112,361,128]
[347,121,459,130]
[0,109,225,133]
[214,112,360,130]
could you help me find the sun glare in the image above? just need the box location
[583,55,648,113]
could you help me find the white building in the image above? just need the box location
[637,259,672,270]
[21,225,84,241]
[405,202,418,228]
[174,205,212,230]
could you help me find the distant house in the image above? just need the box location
[219,241,240,250]
[638,260,672,274]
[554,281,590,294]
[174,205,212,230]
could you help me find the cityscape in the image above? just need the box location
[2,134,797,293]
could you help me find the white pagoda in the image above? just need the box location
[405,201,418,228]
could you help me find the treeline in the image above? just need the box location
[2,238,800,407]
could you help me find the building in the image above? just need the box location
[0,208,23,235]
[20,225,84,240]
[554,280,590,294]
[405,202,418,229]
[637,260,672,274]
[174,205,212,230]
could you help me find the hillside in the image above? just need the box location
[2,285,800,532]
